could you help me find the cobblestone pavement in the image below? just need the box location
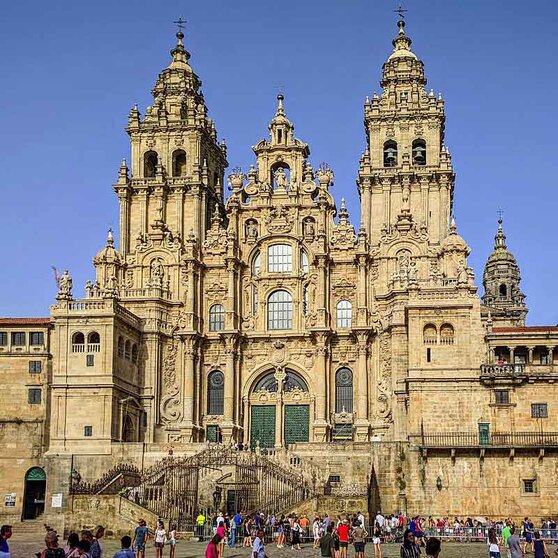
[12,536,554,558]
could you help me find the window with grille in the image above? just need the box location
[28,388,41,405]
[335,368,353,413]
[29,361,42,374]
[495,390,510,405]
[268,244,292,272]
[336,300,352,329]
[86,354,94,367]
[267,290,293,330]
[0,332,6,346]
[207,370,225,415]
[206,425,221,443]
[332,424,353,441]
[531,403,548,418]
[523,479,536,493]
[209,304,225,332]
[11,332,25,346]
[84,426,93,437]
[29,332,44,346]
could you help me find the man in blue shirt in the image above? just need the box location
[252,529,265,558]
[113,536,135,558]
[132,520,149,558]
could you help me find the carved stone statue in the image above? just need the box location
[246,220,258,241]
[274,167,288,189]
[56,270,73,300]
[149,258,165,288]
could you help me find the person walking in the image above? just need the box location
[371,523,381,558]
[352,522,368,558]
[507,527,523,558]
[90,527,105,558]
[487,527,501,558]
[275,515,285,549]
[400,529,420,558]
[154,521,166,558]
[313,518,321,549]
[167,525,176,558]
[205,535,221,558]
[336,519,350,558]
[216,522,226,557]
[133,520,149,558]
[533,531,550,558]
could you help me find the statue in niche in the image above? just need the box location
[303,218,315,239]
[274,167,288,189]
[246,220,258,241]
[149,258,165,288]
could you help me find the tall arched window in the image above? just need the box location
[301,250,309,274]
[117,336,124,358]
[440,323,455,345]
[207,370,224,415]
[383,141,398,167]
[131,344,138,364]
[423,324,437,345]
[124,340,131,360]
[252,251,261,276]
[268,244,292,272]
[336,300,352,329]
[335,368,353,413]
[499,284,507,298]
[144,151,158,178]
[172,149,187,177]
[412,139,426,165]
[267,290,293,330]
[209,304,225,332]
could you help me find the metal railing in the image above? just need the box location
[480,364,525,376]
[410,431,558,448]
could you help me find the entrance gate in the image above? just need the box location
[284,405,309,447]
[23,467,46,520]
[251,406,276,449]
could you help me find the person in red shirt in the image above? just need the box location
[336,520,350,558]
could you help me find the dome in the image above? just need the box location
[387,20,418,61]
[441,218,470,254]
[94,229,122,264]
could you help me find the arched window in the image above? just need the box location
[499,284,507,298]
[336,300,352,329]
[301,250,309,274]
[440,323,455,345]
[117,336,124,358]
[172,149,187,177]
[253,370,308,393]
[252,251,261,275]
[124,340,131,360]
[267,290,293,330]
[207,370,224,415]
[412,139,426,165]
[87,331,100,352]
[131,344,138,364]
[383,141,398,167]
[144,151,158,178]
[423,324,437,345]
[209,304,225,332]
[72,332,85,352]
[268,244,292,272]
[335,368,353,413]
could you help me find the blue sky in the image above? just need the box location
[0,0,556,324]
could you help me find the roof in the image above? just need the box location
[0,318,51,326]
[492,326,558,334]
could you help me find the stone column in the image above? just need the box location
[181,335,196,441]
[508,346,515,364]
[354,331,370,441]
[548,346,555,370]
[226,259,236,330]
[528,347,534,365]
[316,256,328,326]
[313,333,329,442]
[222,335,237,443]
[118,193,130,255]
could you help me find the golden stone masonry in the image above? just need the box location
[1,20,556,530]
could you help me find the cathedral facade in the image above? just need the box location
[2,20,558,526]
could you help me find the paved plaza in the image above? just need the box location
[10,534,552,558]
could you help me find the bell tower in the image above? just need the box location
[482,216,527,326]
[358,19,454,246]
[114,29,228,257]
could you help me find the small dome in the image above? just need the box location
[94,229,122,264]
[441,219,470,254]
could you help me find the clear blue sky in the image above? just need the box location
[0,0,556,324]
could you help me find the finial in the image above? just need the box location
[107,227,114,247]
[497,208,504,226]
[276,93,285,116]
[394,4,408,23]
[339,198,349,221]
[169,17,191,65]
[449,215,457,233]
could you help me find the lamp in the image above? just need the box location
[436,476,442,491]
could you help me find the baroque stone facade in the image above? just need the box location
[2,20,558,524]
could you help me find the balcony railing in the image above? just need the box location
[480,363,524,376]
[410,431,558,448]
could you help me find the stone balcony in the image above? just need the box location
[480,362,558,385]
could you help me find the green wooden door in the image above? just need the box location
[478,422,490,445]
[250,406,276,449]
[284,405,310,447]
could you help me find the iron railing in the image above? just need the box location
[480,363,525,376]
[410,431,558,448]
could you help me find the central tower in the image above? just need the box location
[358,20,454,247]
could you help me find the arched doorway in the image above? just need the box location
[248,369,311,449]
[23,467,46,520]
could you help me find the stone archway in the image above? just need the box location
[23,467,46,520]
